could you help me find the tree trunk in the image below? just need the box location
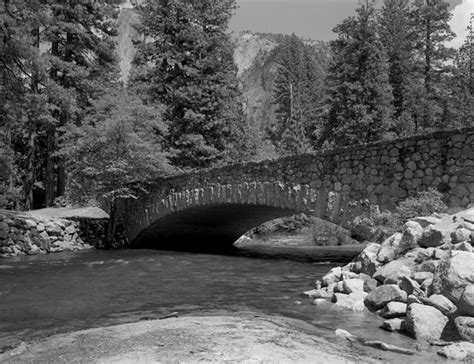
[44,129,55,207]
[24,25,41,210]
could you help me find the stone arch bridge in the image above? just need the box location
[108,128,474,250]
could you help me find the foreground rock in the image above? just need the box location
[458,285,474,316]
[455,316,474,342]
[365,285,407,310]
[437,342,474,361]
[305,207,474,351]
[0,315,379,363]
[405,303,448,341]
[381,318,405,332]
[432,251,474,303]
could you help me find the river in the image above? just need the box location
[0,246,445,362]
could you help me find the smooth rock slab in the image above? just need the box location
[365,285,407,310]
[0,315,370,364]
[455,316,474,343]
[437,342,474,361]
[405,303,448,342]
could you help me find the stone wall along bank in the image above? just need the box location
[0,212,107,257]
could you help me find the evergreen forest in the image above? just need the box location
[0,0,473,211]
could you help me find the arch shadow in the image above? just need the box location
[132,204,297,252]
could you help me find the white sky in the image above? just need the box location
[231,0,472,47]
[449,0,473,48]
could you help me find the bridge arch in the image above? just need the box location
[110,182,339,249]
[107,128,474,249]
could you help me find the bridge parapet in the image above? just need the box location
[108,127,474,248]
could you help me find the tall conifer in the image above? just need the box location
[321,0,394,147]
[132,0,248,169]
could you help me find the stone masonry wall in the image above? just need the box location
[0,212,99,257]
[110,128,474,247]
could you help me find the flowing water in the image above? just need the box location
[0,246,444,362]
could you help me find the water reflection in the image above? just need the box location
[0,246,438,362]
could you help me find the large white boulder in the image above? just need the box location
[438,342,474,361]
[376,233,403,263]
[342,279,364,294]
[397,221,423,254]
[364,284,407,310]
[354,243,381,276]
[379,302,407,319]
[381,318,405,332]
[422,294,456,315]
[405,303,448,341]
[321,267,342,287]
[458,284,474,316]
[373,259,413,284]
[432,251,474,304]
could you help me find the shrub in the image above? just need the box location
[350,209,403,243]
[395,188,447,220]
[350,189,448,243]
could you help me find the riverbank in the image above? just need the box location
[0,313,384,363]
[304,207,474,361]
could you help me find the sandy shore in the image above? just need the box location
[0,314,377,363]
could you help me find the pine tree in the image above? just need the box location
[409,0,455,130]
[132,0,248,169]
[379,0,414,123]
[45,1,118,204]
[0,0,117,209]
[321,0,394,147]
[448,14,474,127]
[271,34,326,155]
[62,89,172,204]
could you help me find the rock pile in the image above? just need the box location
[0,213,94,257]
[304,208,474,360]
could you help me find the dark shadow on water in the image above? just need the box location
[234,244,365,263]
[132,238,365,264]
